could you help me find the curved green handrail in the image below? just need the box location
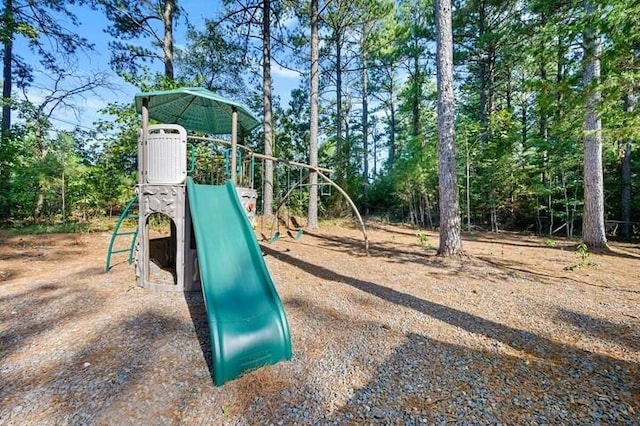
[105,195,139,272]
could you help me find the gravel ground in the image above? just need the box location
[0,222,638,425]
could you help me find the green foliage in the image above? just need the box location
[1,0,639,240]
[576,243,590,262]
[3,124,132,223]
[274,87,311,162]
[92,0,181,81]
[9,221,96,235]
[177,20,249,98]
[416,231,430,247]
[564,242,600,271]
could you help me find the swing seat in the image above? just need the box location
[270,231,281,243]
[288,229,304,240]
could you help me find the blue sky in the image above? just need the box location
[18,0,301,133]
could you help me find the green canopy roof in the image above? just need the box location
[135,87,260,135]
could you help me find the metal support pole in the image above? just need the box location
[140,97,149,185]
[139,97,150,285]
[231,107,238,185]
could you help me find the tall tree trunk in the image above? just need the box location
[32,125,46,220]
[620,90,633,239]
[262,0,274,214]
[540,65,551,237]
[620,141,631,239]
[1,0,13,219]
[308,0,319,229]
[465,139,471,232]
[582,0,607,247]
[521,92,527,147]
[505,65,512,110]
[539,62,548,145]
[411,50,421,138]
[556,35,564,119]
[425,193,433,229]
[344,99,351,179]
[478,26,495,143]
[1,0,11,135]
[538,19,551,237]
[389,98,396,168]
[436,0,462,256]
[562,172,571,238]
[162,0,175,80]
[335,31,343,180]
[61,169,66,222]
[373,129,378,176]
[487,49,496,121]
[490,202,498,232]
[478,0,488,143]
[361,23,369,208]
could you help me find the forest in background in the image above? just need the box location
[0,0,638,241]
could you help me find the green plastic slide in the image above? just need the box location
[186,178,292,386]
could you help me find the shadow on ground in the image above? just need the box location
[264,245,639,423]
[476,255,640,293]
[328,332,637,424]
[555,308,640,352]
[184,289,214,378]
[302,229,439,265]
[0,281,216,424]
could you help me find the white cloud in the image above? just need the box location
[271,65,301,79]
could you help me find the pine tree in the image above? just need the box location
[435,0,462,255]
[308,0,320,228]
[581,0,607,248]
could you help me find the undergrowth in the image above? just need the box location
[7,218,116,235]
[564,243,600,270]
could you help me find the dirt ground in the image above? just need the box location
[0,220,639,424]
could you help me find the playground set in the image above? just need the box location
[105,87,367,386]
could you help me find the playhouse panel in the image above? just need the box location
[146,124,187,185]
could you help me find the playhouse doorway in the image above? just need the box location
[146,212,178,286]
